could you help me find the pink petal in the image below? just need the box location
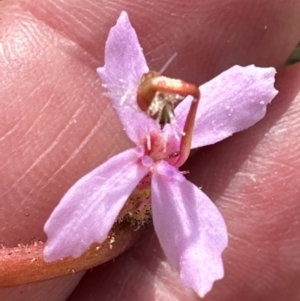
[44,148,148,261]
[97,11,157,144]
[175,65,278,148]
[151,161,228,297]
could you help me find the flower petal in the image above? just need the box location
[175,65,278,148]
[97,11,157,143]
[151,161,228,297]
[44,148,148,261]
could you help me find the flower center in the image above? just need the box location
[137,71,200,168]
[141,132,179,166]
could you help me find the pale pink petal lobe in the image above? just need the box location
[175,65,278,148]
[44,148,148,262]
[97,11,157,143]
[151,161,228,297]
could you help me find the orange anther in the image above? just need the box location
[137,71,200,127]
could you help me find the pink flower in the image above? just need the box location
[43,11,278,297]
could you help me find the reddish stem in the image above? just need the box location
[175,90,200,167]
[0,221,143,287]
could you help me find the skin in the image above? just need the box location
[0,0,300,300]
